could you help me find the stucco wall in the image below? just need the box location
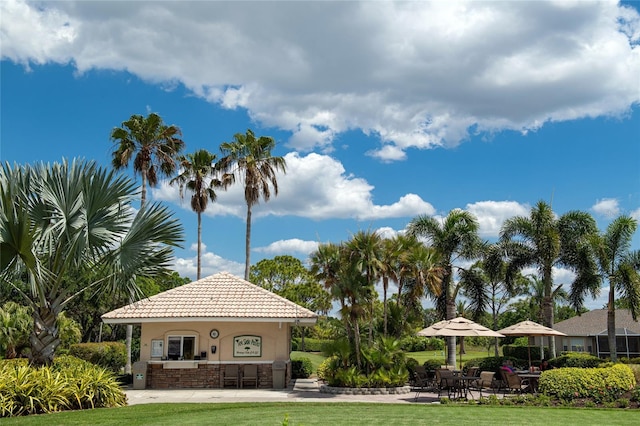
[139,321,292,363]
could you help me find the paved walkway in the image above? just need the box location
[125,379,443,405]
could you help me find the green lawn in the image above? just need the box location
[1,403,637,426]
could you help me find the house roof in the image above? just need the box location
[553,309,640,336]
[101,272,318,325]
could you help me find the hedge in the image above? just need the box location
[538,364,636,402]
[68,341,126,373]
[291,357,313,379]
[291,338,331,352]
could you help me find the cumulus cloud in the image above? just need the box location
[172,247,244,281]
[631,207,640,221]
[466,200,530,238]
[254,238,319,256]
[152,151,435,221]
[3,0,638,160]
[592,198,621,218]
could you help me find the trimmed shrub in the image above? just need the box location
[538,364,636,402]
[68,341,126,373]
[463,356,523,373]
[551,352,604,369]
[423,359,442,371]
[503,345,546,361]
[291,338,330,352]
[291,357,313,379]
[316,356,336,382]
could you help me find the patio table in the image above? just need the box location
[445,376,478,400]
[518,373,541,393]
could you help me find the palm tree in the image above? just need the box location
[110,112,185,207]
[110,112,184,373]
[344,230,383,343]
[0,159,183,366]
[500,200,598,358]
[588,215,640,362]
[170,149,227,279]
[407,209,482,367]
[460,242,527,355]
[219,129,287,280]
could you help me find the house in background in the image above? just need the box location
[550,309,640,359]
[102,272,317,389]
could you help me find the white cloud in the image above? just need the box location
[466,200,530,238]
[592,198,621,218]
[254,238,319,256]
[152,151,435,221]
[631,207,640,221]
[172,247,244,281]
[3,0,638,160]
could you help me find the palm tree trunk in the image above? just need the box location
[542,268,556,358]
[244,204,252,281]
[607,286,617,362]
[197,211,202,280]
[445,277,457,367]
[30,306,61,367]
[383,278,389,337]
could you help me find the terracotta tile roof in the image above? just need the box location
[553,309,640,336]
[101,272,318,324]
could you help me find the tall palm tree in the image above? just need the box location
[219,129,287,280]
[500,200,598,358]
[344,230,383,343]
[170,149,228,279]
[588,215,640,362]
[460,242,527,355]
[407,209,482,367]
[110,112,185,207]
[0,159,183,366]
[110,112,184,373]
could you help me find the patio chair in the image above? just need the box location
[465,367,479,377]
[412,366,436,401]
[468,371,496,398]
[241,364,258,388]
[504,371,530,394]
[435,368,458,398]
[223,364,239,388]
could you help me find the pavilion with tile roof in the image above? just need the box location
[102,272,318,389]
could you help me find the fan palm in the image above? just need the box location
[588,215,640,362]
[219,129,287,280]
[407,208,482,367]
[500,200,598,358]
[0,159,183,366]
[170,149,227,279]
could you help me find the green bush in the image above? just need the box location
[291,338,331,352]
[400,336,444,352]
[316,356,336,382]
[551,352,604,368]
[463,356,522,373]
[69,341,126,373]
[503,345,546,361]
[291,357,313,379]
[423,359,442,370]
[0,355,126,417]
[538,364,636,402]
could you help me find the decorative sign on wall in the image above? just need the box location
[233,335,262,357]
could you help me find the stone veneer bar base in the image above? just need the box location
[319,384,411,395]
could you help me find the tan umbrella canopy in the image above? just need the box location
[497,320,567,367]
[417,317,505,368]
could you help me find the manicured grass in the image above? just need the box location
[2,403,638,426]
[291,351,326,375]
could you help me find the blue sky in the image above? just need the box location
[2,1,639,310]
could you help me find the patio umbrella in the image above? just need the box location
[417,317,505,369]
[497,320,567,367]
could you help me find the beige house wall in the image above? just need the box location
[140,321,291,363]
